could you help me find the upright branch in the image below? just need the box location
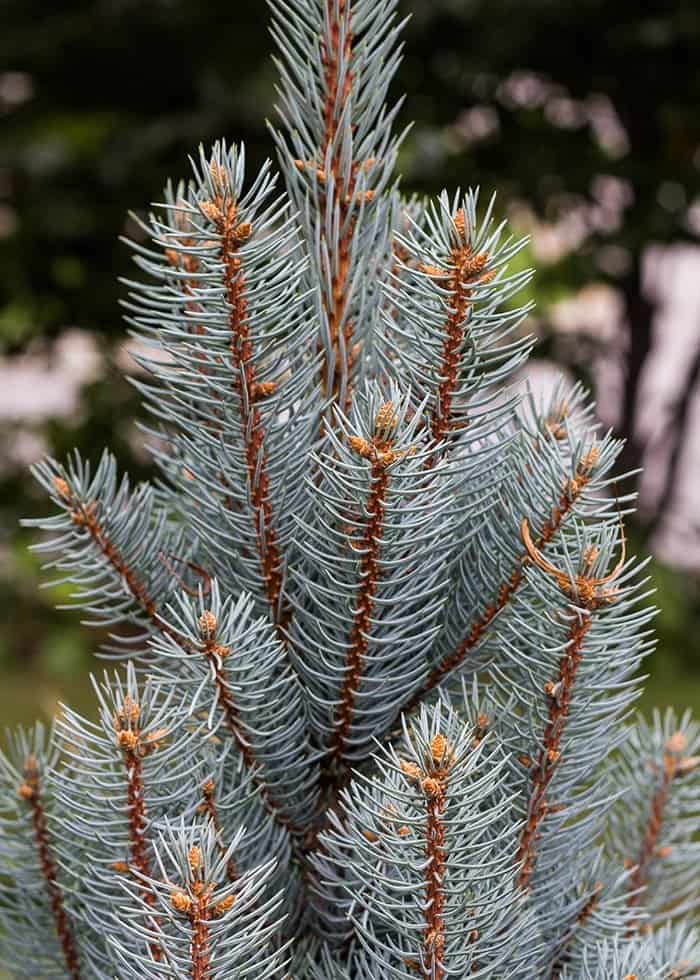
[330,402,412,768]
[317,0,357,407]
[113,695,163,961]
[401,733,452,980]
[272,0,404,419]
[405,447,601,710]
[516,518,626,891]
[169,845,235,980]
[18,755,81,980]
[420,208,495,450]
[203,163,286,627]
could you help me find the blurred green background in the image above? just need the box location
[1,0,700,727]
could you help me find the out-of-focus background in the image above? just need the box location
[1,0,699,726]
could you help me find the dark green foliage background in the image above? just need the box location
[1,0,700,724]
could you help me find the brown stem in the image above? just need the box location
[122,749,155,893]
[201,780,238,883]
[403,454,596,712]
[428,229,493,452]
[69,496,192,651]
[423,773,448,979]
[18,757,81,979]
[624,744,681,934]
[517,615,592,891]
[204,641,301,837]
[117,740,162,962]
[330,459,390,766]
[318,0,358,409]
[190,892,211,980]
[219,215,287,631]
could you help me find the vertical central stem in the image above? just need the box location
[122,747,162,961]
[191,895,211,980]
[331,461,389,764]
[423,778,447,979]
[319,0,357,408]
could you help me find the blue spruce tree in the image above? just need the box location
[2,1,699,976]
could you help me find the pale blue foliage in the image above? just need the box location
[3,0,700,976]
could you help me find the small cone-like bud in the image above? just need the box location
[199,610,217,639]
[213,895,236,917]
[421,776,441,797]
[400,760,422,781]
[430,733,449,765]
[375,401,398,434]
[188,846,201,873]
[171,890,192,914]
[116,730,138,751]
[52,476,71,500]
[666,731,688,754]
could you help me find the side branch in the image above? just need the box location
[18,756,81,979]
[215,189,287,629]
[113,698,162,961]
[198,613,302,837]
[517,614,592,890]
[549,883,602,979]
[423,774,447,980]
[423,208,494,450]
[330,460,389,765]
[52,477,192,652]
[404,448,599,712]
[401,734,451,979]
[169,846,218,980]
[624,731,696,932]
[53,479,298,839]
[328,401,408,770]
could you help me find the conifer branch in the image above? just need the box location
[113,695,162,960]
[317,0,357,408]
[52,475,192,650]
[271,0,405,415]
[199,616,303,837]
[421,207,497,451]
[624,728,699,933]
[38,467,305,840]
[7,3,700,972]
[549,883,603,980]
[516,612,592,890]
[210,165,287,628]
[516,511,626,890]
[330,401,396,765]
[419,735,450,980]
[17,754,81,980]
[404,446,599,712]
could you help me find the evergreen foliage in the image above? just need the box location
[2,1,699,976]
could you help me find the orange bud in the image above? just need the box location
[430,733,449,765]
[400,760,422,781]
[199,610,217,639]
[171,890,191,913]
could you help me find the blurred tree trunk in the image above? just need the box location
[616,255,654,509]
